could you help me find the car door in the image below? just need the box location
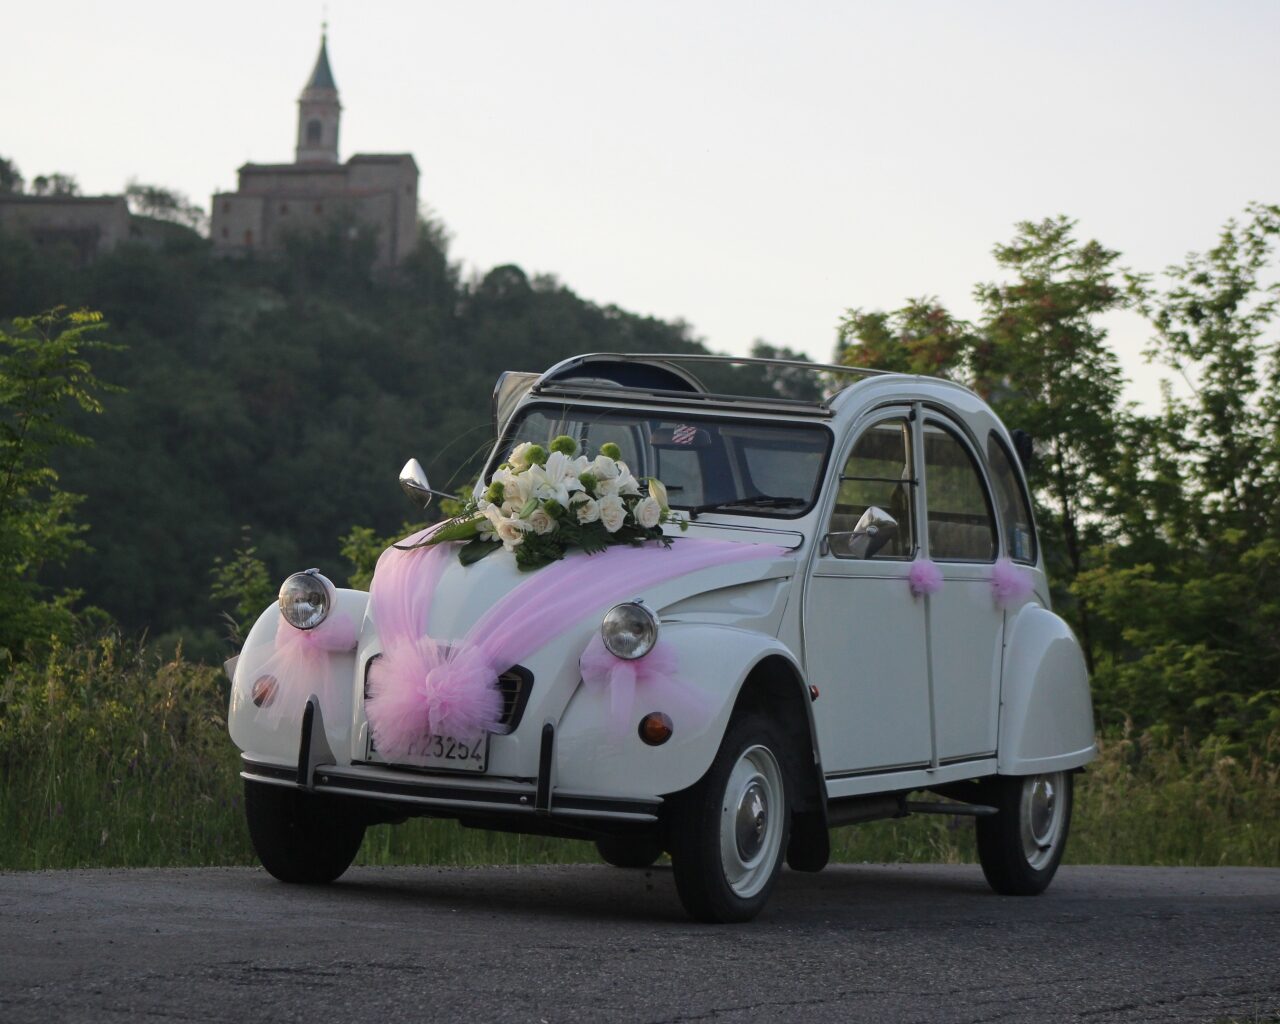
[804,410,933,775]
[920,418,1003,762]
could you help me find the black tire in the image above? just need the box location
[667,713,792,923]
[595,833,664,869]
[244,779,366,884]
[976,772,1073,896]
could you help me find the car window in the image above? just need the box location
[496,404,832,518]
[923,423,996,562]
[828,418,915,559]
[986,432,1037,564]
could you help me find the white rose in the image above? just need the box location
[528,507,557,535]
[598,495,626,533]
[634,496,662,529]
[647,477,669,511]
[595,476,619,498]
[496,516,529,550]
[509,442,534,470]
[575,496,601,524]
[591,455,620,480]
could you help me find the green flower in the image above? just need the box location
[550,434,578,456]
[525,444,548,467]
[484,481,505,504]
[600,442,622,460]
[578,471,598,494]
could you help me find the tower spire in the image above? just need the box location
[296,29,341,163]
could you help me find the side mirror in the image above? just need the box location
[399,458,434,509]
[825,505,898,559]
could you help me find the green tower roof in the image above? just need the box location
[306,34,337,91]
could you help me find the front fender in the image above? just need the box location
[227,588,370,765]
[998,604,1097,774]
[555,623,803,800]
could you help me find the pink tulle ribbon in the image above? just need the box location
[252,612,358,727]
[908,558,944,597]
[579,633,711,736]
[364,534,790,760]
[991,558,1035,607]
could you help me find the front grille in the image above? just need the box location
[362,654,534,735]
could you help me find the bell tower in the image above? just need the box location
[295,30,341,164]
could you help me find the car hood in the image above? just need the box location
[364,539,799,649]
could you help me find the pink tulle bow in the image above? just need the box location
[579,632,709,736]
[991,558,1035,607]
[252,612,358,727]
[908,558,944,597]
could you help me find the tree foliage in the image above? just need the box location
[0,309,114,655]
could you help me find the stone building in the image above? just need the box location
[0,195,132,265]
[211,34,419,269]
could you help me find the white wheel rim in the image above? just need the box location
[719,744,785,899]
[1020,772,1067,871]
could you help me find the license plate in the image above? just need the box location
[370,733,489,773]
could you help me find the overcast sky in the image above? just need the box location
[6,1,1278,407]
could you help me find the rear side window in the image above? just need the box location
[986,432,1037,564]
[923,423,997,562]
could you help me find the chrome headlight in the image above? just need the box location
[278,569,334,630]
[601,601,659,660]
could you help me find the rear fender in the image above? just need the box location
[998,604,1097,774]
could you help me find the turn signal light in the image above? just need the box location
[638,712,673,746]
[251,675,278,708]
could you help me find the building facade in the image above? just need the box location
[211,34,419,269]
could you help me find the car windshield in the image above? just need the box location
[493,403,832,518]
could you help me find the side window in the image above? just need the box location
[986,432,1037,564]
[923,423,997,562]
[828,418,915,559]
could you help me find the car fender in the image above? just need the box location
[227,588,369,765]
[555,623,813,800]
[998,603,1097,774]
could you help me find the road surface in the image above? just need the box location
[1,864,1277,1023]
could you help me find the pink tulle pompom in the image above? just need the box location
[908,559,944,597]
[991,558,1035,607]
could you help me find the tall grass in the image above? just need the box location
[2,638,1277,871]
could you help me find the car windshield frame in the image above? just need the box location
[488,400,835,520]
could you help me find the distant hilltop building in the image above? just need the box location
[211,33,419,269]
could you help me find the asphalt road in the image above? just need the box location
[1,864,1277,1024]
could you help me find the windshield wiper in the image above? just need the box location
[683,495,807,520]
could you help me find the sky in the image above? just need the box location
[5,1,1278,408]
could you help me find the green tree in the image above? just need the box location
[0,156,23,194]
[0,309,114,655]
[124,180,208,234]
[30,173,79,197]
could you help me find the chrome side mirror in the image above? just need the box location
[399,458,435,509]
[824,505,898,559]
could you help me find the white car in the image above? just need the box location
[227,353,1096,922]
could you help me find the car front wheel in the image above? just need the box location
[244,779,366,884]
[668,714,791,923]
[976,771,1073,895]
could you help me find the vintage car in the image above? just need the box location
[227,353,1096,923]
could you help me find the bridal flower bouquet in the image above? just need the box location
[423,436,686,570]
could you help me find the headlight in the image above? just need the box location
[278,569,333,630]
[601,601,659,660]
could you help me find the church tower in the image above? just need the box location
[295,31,341,164]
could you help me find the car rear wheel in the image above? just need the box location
[976,771,1073,895]
[668,713,791,923]
[595,833,664,869]
[244,779,366,884]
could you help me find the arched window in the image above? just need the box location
[306,119,322,144]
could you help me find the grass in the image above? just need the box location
[2,637,1278,871]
